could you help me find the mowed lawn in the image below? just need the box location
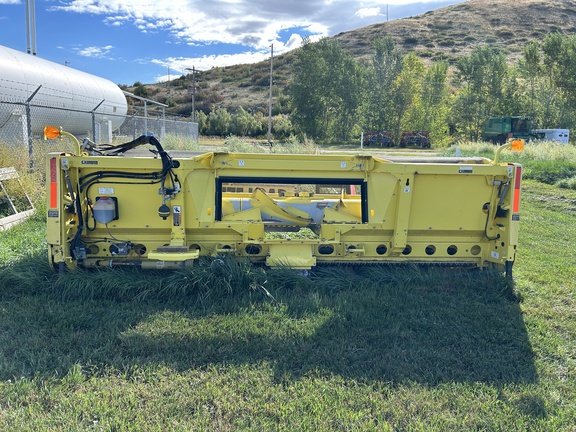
[0,178,575,430]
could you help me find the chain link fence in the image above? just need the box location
[0,99,198,172]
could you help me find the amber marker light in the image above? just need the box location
[44,125,61,140]
[511,139,524,152]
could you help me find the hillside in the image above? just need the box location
[126,0,576,117]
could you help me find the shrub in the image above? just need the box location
[555,176,576,190]
[496,28,515,38]
[438,39,455,47]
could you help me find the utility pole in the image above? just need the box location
[268,44,274,145]
[25,0,37,55]
[185,67,196,122]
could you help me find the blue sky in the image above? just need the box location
[0,0,463,86]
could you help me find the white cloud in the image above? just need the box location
[355,7,382,19]
[74,45,114,59]
[53,0,335,51]
[152,49,275,81]
[0,0,21,4]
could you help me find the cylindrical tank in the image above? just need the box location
[0,44,127,136]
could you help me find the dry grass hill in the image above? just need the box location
[125,0,576,118]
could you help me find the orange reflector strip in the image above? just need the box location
[49,157,58,208]
[50,183,58,208]
[513,166,522,213]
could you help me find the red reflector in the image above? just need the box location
[49,157,57,208]
[513,166,522,213]
[50,157,57,182]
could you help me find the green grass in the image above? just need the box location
[1,151,576,430]
[441,141,576,186]
[221,135,319,154]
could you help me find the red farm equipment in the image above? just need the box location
[365,131,394,147]
[399,132,431,148]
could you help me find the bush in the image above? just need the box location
[496,28,515,38]
[555,176,576,190]
[438,39,455,47]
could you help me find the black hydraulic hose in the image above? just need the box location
[70,185,85,259]
[100,134,172,171]
[78,135,175,193]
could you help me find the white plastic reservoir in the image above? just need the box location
[0,44,127,136]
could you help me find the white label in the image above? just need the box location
[340,162,347,168]
[404,187,411,193]
[98,187,115,194]
[459,166,473,174]
[491,251,500,259]
[173,206,181,226]
[238,160,245,167]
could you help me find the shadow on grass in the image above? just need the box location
[0,255,537,387]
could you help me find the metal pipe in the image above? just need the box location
[267,44,274,144]
[30,0,37,55]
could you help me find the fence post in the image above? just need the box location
[91,100,105,143]
[161,107,166,138]
[132,114,137,139]
[144,101,148,135]
[25,85,42,169]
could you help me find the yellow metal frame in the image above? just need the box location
[46,135,522,274]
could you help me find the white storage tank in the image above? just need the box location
[0,44,127,137]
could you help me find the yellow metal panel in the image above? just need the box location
[266,244,316,269]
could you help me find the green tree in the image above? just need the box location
[362,36,403,133]
[272,114,293,139]
[390,53,425,141]
[289,37,329,139]
[133,83,148,98]
[328,45,364,141]
[542,33,576,129]
[195,110,208,135]
[415,61,450,146]
[519,41,541,117]
[208,107,231,136]
[289,38,363,141]
[230,107,257,136]
[453,45,508,140]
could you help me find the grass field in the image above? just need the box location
[1,144,575,430]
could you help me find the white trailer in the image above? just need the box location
[532,129,570,144]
